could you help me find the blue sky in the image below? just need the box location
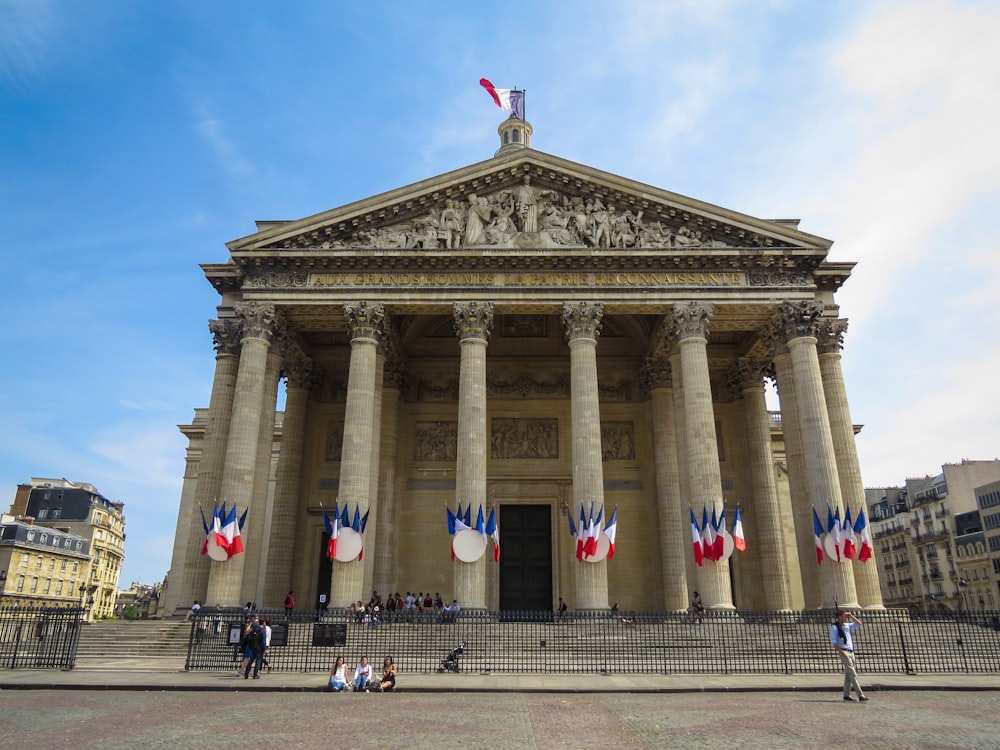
[2,0,998,587]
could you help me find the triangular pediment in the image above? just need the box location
[226,149,832,254]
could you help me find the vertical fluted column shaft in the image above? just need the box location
[669,303,732,610]
[362,348,386,596]
[818,320,884,609]
[263,351,313,606]
[330,302,384,608]
[644,358,689,611]
[373,361,404,597]
[453,302,493,610]
[165,318,240,614]
[563,303,609,611]
[776,302,858,608]
[207,303,276,606]
[771,350,821,607]
[731,358,793,610]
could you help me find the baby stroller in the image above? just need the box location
[437,640,466,673]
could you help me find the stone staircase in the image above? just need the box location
[73,619,193,671]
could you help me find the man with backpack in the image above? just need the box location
[284,590,295,615]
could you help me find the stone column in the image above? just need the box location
[775,302,858,609]
[669,348,698,593]
[206,303,276,607]
[263,349,313,606]
[453,302,493,610]
[818,319,884,609]
[562,302,609,611]
[729,358,793,610]
[330,302,384,608]
[164,318,241,614]
[769,333,821,609]
[642,357,688,611]
[667,302,732,610]
[245,344,281,604]
[362,343,386,596]
[373,355,405,598]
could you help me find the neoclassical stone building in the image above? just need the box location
[162,118,883,615]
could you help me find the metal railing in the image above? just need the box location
[183,608,1000,675]
[0,605,84,669]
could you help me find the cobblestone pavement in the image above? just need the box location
[3,689,1000,749]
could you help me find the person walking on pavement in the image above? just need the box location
[243,614,266,680]
[831,610,869,702]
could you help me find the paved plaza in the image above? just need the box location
[3,668,1000,749]
[4,686,1000,749]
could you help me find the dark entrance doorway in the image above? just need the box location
[498,504,553,611]
[316,531,333,610]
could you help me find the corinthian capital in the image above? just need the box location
[282,349,315,390]
[773,301,825,342]
[666,302,713,344]
[640,357,673,392]
[562,302,603,342]
[727,357,770,393]
[344,301,386,342]
[209,318,242,356]
[816,318,849,354]
[453,301,494,342]
[233,302,277,343]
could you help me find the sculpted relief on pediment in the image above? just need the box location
[270,175,781,252]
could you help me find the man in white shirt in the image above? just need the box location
[830,610,869,702]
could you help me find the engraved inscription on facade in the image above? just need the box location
[491,418,559,459]
[601,422,636,461]
[414,422,458,462]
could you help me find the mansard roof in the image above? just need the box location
[225,147,833,255]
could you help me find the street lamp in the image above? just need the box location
[959,578,969,612]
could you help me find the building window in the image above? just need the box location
[30,577,38,593]
[20,554,27,567]
[55,580,63,596]
[72,562,78,573]
[61,560,67,572]
[36,555,43,568]
[16,575,25,591]
[37,508,48,519]
[48,559,55,570]
[43,579,51,594]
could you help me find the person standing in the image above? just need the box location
[831,610,869,702]
[243,614,265,680]
[284,590,295,615]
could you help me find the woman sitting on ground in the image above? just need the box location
[376,655,397,692]
[353,655,372,691]
[328,655,348,692]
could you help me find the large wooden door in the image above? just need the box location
[498,504,553,611]
[315,530,333,610]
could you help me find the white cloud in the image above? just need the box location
[192,99,255,178]
[0,0,58,88]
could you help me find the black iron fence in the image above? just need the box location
[0,605,85,669]
[184,608,1000,675]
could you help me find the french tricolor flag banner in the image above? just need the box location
[479,78,525,120]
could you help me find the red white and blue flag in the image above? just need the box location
[827,506,842,562]
[732,507,746,552]
[479,78,525,120]
[854,507,873,562]
[690,507,704,567]
[486,507,500,562]
[813,507,825,566]
[701,506,717,562]
[322,506,339,561]
[713,507,726,561]
[842,506,858,560]
[604,507,618,560]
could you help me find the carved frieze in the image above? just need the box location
[267,170,782,251]
[501,315,547,338]
[414,421,458,462]
[491,418,559,459]
[412,376,460,401]
[747,271,812,287]
[601,422,635,461]
[486,373,570,398]
[243,271,309,289]
[324,422,344,462]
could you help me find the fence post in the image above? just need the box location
[896,620,916,675]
